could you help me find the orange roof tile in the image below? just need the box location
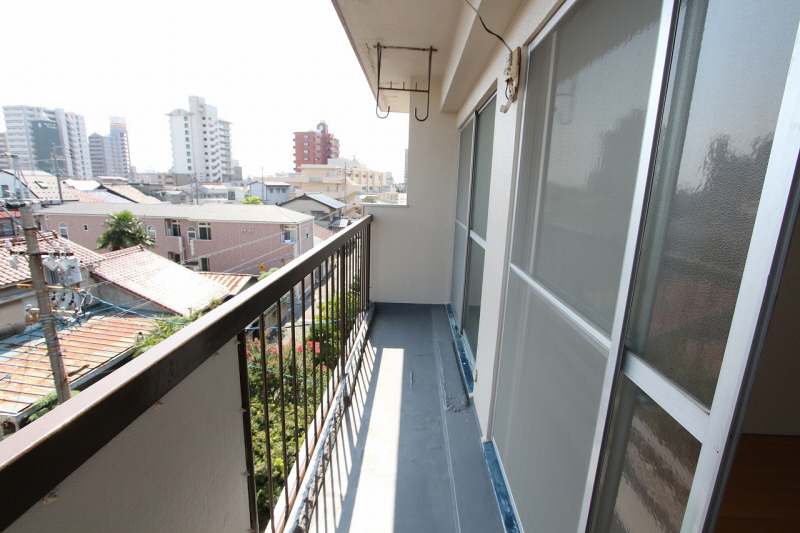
[92,246,229,315]
[0,313,155,418]
[198,272,255,295]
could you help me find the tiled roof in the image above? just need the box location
[70,189,106,203]
[198,272,255,295]
[92,246,229,316]
[85,190,133,204]
[328,217,351,228]
[105,184,163,204]
[41,202,314,224]
[0,232,104,289]
[0,313,155,418]
[24,173,79,203]
[313,224,334,247]
[63,179,102,191]
[282,193,345,210]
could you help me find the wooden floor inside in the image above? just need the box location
[715,434,800,532]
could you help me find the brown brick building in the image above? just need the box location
[293,121,340,171]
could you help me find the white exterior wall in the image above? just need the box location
[2,106,91,178]
[64,112,92,178]
[0,132,10,170]
[4,338,251,533]
[168,97,233,182]
[454,0,564,439]
[365,79,459,304]
[361,0,563,437]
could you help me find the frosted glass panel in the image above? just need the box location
[455,120,474,225]
[495,271,607,532]
[469,98,495,241]
[593,375,701,533]
[512,0,662,333]
[463,239,485,356]
[627,0,800,407]
[450,222,467,325]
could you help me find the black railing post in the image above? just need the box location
[237,331,260,533]
[257,315,277,533]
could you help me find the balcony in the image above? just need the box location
[0,217,503,533]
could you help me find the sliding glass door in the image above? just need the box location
[591,1,800,531]
[451,95,496,361]
[491,0,800,531]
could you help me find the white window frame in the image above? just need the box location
[197,222,211,240]
[282,225,297,243]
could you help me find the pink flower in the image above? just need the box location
[269,347,277,355]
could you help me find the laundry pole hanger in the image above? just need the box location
[374,44,437,122]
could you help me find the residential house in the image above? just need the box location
[0,170,34,202]
[284,157,395,215]
[2,2,799,533]
[0,170,77,205]
[39,202,315,275]
[177,182,245,204]
[279,193,344,227]
[248,180,291,205]
[90,245,229,316]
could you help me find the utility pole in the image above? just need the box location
[261,167,266,202]
[342,162,348,216]
[51,145,64,204]
[19,204,71,404]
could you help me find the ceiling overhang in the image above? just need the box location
[332,0,524,116]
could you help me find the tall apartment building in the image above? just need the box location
[0,132,9,170]
[167,96,234,182]
[293,121,340,172]
[2,105,92,178]
[89,117,132,178]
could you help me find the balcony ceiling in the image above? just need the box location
[332,0,525,114]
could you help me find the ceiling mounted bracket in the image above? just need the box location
[374,44,437,122]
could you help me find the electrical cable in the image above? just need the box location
[463,0,512,52]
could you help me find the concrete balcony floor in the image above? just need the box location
[308,304,503,533]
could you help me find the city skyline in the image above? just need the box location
[2,0,409,180]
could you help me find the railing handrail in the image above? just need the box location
[0,215,372,532]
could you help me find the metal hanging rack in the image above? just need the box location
[374,44,437,122]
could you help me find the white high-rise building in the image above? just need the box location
[2,105,92,178]
[0,132,9,170]
[167,96,234,182]
[89,117,132,178]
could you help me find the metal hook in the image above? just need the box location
[373,43,436,122]
[412,46,433,121]
[375,43,390,119]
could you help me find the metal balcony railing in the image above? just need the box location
[0,215,372,533]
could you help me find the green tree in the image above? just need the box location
[242,196,264,205]
[96,210,155,251]
[258,267,279,280]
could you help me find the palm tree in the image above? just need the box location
[96,210,156,251]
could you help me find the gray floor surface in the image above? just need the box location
[308,303,504,533]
